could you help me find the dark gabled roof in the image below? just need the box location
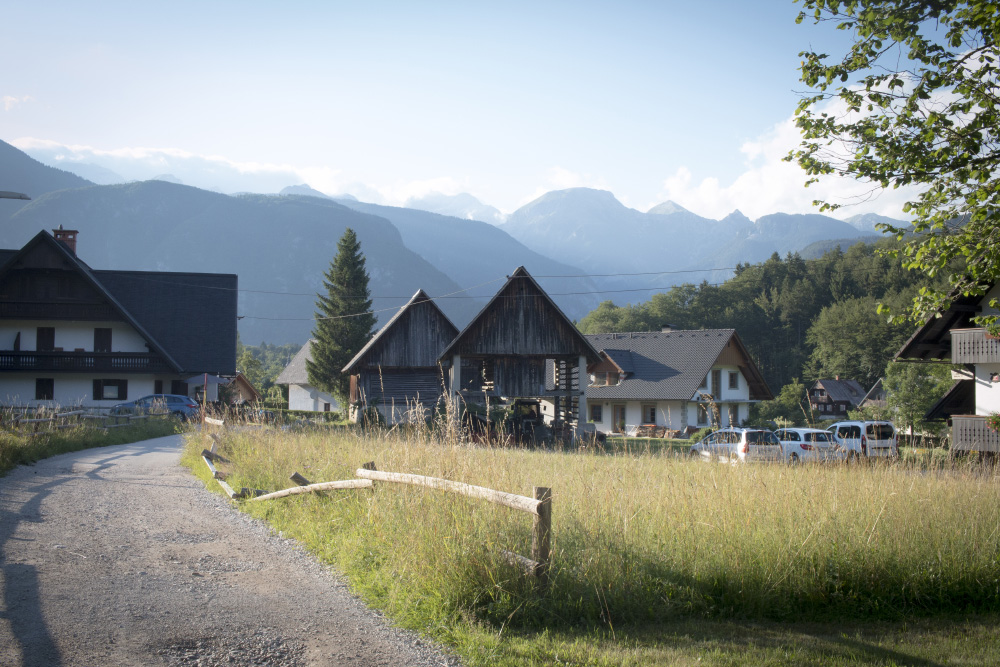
[440,266,601,363]
[896,290,983,361]
[0,230,236,374]
[812,378,866,405]
[925,379,975,421]
[343,289,458,373]
[96,269,237,374]
[0,249,16,266]
[584,329,772,401]
[860,377,886,407]
[276,339,315,385]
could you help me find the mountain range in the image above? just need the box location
[1,140,901,344]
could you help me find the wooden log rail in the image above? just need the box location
[355,466,552,587]
[199,429,553,588]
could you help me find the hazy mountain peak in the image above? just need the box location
[647,200,691,216]
[721,209,752,225]
[844,212,906,234]
[151,174,183,185]
[404,191,505,225]
[280,184,332,199]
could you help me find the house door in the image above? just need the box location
[613,404,626,433]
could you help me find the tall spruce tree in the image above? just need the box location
[306,228,377,407]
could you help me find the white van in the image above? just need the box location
[827,421,898,459]
[689,428,784,464]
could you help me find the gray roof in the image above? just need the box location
[585,329,769,401]
[813,378,866,405]
[276,339,315,385]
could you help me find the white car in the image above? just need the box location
[827,420,899,460]
[689,428,784,464]
[774,427,845,463]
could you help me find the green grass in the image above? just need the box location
[183,425,1000,666]
[1,416,184,475]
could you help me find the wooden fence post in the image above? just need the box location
[532,486,552,590]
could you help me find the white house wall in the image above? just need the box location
[2,373,166,409]
[975,363,1000,415]
[288,383,339,412]
[0,320,149,352]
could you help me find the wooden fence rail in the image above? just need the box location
[199,425,553,588]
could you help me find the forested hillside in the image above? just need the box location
[577,239,933,393]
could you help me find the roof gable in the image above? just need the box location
[276,339,314,385]
[440,266,600,362]
[343,289,458,373]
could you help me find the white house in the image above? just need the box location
[275,339,340,413]
[0,228,237,409]
[897,281,1000,453]
[582,328,773,436]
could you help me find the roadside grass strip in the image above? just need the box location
[183,426,1000,666]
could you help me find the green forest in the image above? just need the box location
[576,238,935,397]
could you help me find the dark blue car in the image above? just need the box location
[111,394,201,421]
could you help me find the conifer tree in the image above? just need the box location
[306,228,377,407]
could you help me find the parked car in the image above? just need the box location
[826,420,898,459]
[111,394,201,421]
[774,427,845,463]
[689,427,784,464]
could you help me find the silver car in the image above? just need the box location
[689,427,784,464]
[775,427,845,463]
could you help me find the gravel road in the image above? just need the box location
[0,435,460,667]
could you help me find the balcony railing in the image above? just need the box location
[952,415,1000,453]
[0,350,171,374]
[951,328,1000,364]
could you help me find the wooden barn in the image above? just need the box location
[343,289,458,423]
[440,266,602,435]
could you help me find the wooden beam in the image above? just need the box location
[531,486,552,589]
[290,472,312,486]
[354,468,542,515]
[251,479,373,502]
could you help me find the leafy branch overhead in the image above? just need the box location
[789,0,1000,330]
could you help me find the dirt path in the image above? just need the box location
[0,435,459,667]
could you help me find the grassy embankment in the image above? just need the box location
[183,426,1000,666]
[1,412,183,475]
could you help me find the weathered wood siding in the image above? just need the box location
[448,278,592,357]
[359,299,458,369]
[359,368,445,407]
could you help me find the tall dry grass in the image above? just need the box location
[187,424,1000,632]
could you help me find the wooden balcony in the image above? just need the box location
[0,350,171,374]
[952,415,1000,453]
[951,328,1000,364]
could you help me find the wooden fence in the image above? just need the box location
[199,424,552,588]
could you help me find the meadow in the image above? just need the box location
[183,425,1000,666]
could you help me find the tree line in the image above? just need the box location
[576,237,937,394]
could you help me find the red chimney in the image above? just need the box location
[52,226,78,255]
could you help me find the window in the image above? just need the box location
[641,404,656,424]
[154,380,163,394]
[697,403,709,425]
[35,378,54,400]
[93,379,127,401]
[323,403,331,412]
[36,327,55,352]
[700,374,708,389]
[590,404,603,422]
[728,404,739,426]
[728,371,739,390]
[170,380,188,395]
[94,328,112,352]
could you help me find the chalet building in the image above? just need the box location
[584,328,772,435]
[343,289,458,423]
[0,228,237,408]
[808,377,865,418]
[896,281,1000,454]
[441,267,602,434]
[275,339,339,412]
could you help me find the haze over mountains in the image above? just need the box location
[1,139,901,344]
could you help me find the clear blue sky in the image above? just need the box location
[1,1,911,219]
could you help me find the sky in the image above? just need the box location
[1,0,916,221]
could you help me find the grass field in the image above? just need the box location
[183,425,1000,666]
